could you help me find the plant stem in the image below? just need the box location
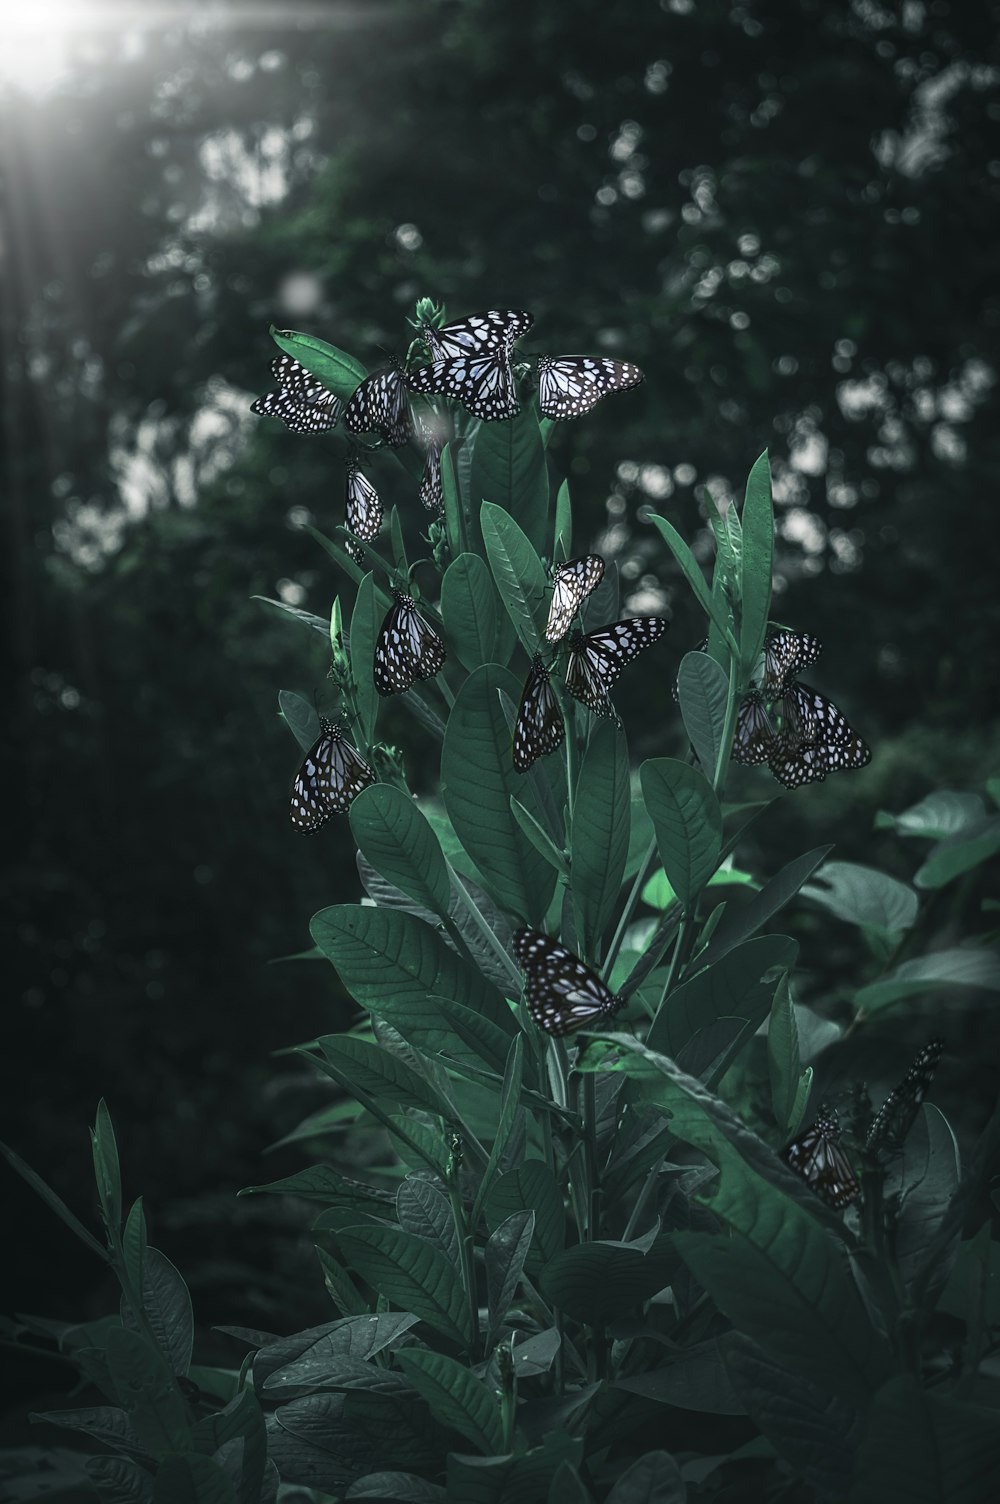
[603,837,658,984]
[447,1170,480,1362]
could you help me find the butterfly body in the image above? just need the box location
[345,462,382,542]
[290,718,376,831]
[373,591,447,696]
[344,366,414,448]
[865,1040,944,1154]
[251,355,343,434]
[513,657,565,771]
[564,617,669,716]
[513,928,623,1036]
[537,356,644,419]
[784,1105,861,1209]
[545,555,606,643]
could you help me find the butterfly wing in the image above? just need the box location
[406,347,520,422]
[761,628,823,692]
[423,308,533,360]
[251,355,343,434]
[565,618,668,714]
[513,659,565,770]
[537,356,644,419]
[770,681,871,784]
[344,368,414,447]
[784,1108,861,1209]
[419,443,444,512]
[513,928,621,1037]
[345,464,383,541]
[290,719,375,831]
[544,555,606,643]
[865,1040,944,1153]
[373,594,447,696]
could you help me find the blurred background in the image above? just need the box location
[3,0,999,1421]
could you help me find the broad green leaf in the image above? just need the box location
[915,817,1000,889]
[472,1036,524,1227]
[29,1406,147,1461]
[510,796,570,877]
[350,785,450,918]
[648,513,733,644]
[316,1249,372,1318]
[441,665,558,922]
[615,1337,743,1415]
[480,503,547,653]
[151,1454,238,1504]
[241,1165,395,1208]
[554,478,573,557]
[855,947,1000,1013]
[893,1105,961,1296]
[471,408,548,553]
[337,1226,473,1346]
[572,721,630,953]
[86,1456,156,1502]
[386,1117,451,1180]
[540,1238,673,1327]
[605,1450,686,1504]
[738,450,774,678]
[445,1434,583,1503]
[801,861,918,932]
[640,758,722,912]
[549,1460,592,1504]
[641,861,757,910]
[106,1328,192,1458]
[91,1099,123,1244]
[650,935,798,1058]
[270,325,367,404]
[396,1177,459,1267]
[486,1162,565,1274]
[676,651,729,781]
[485,1211,535,1341]
[311,1035,453,1120]
[265,1390,438,1493]
[253,596,330,636]
[848,1377,1000,1504]
[441,554,498,672]
[121,1248,194,1377]
[767,977,802,1138]
[699,846,833,967]
[441,442,466,561]
[350,573,381,745]
[122,1198,148,1305]
[0,1139,110,1264]
[875,789,985,840]
[256,1314,419,1394]
[278,690,319,754]
[311,904,501,1014]
[305,521,365,585]
[346,1474,446,1502]
[373,993,525,1084]
[395,1349,504,1455]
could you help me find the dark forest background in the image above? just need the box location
[3,0,999,1427]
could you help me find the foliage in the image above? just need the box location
[4,304,999,1502]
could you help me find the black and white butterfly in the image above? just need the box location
[513,657,564,771]
[544,555,606,643]
[564,618,669,716]
[345,462,382,542]
[344,366,414,448]
[513,928,624,1037]
[865,1040,944,1155]
[759,628,823,695]
[537,356,644,419]
[784,1104,861,1210]
[419,440,444,513]
[373,590,447,696]
[290,717,376,832]
[406,333,521,422]
[732,689,777,767]
[421,308,533,361]
[766,681,871,788]
[251,355,343,434]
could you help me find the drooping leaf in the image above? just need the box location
[350,785,451,919]
[0,1140,110,1265]
[85,1455,156,1503]
[640,758,722,912]
[395,1350,504,1456]
[801,861,918,932]
[240,1165,395,1209]
[855,947,1000,1013]
[310,1035,453,1121]
[29,1406,148,1462]
[676,651,730,781]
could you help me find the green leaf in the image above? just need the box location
[241,1166,395,1208]
[106,1328,192,1458]
[311,1035,454,1120]
[256,1313,419,1394]
[350,785,451,919]
[480,502,547,654]
[278,690,320,754]
[315,1249,371,1318]
[510,796,569,877]
[253,595,330,636]
[875,789,986,839]
[91,1099,123,1245]
[441,665,558,922]
[372,993,524,1083]
[915,817,1000,889]
[441,554,498,672]
[472,1036,524,1227]
[485,1211,535,1341]
[29,1406,148,1462]
[767,977,801,1134]
[894,1106,961,1295]
[122,1198,148,1304]
[676,651,729,781]
[699,846,833,967]
[347,1473,446,1502]
[395,1349,503,1455]
[540,1238,673,1327]
[650,936,798,1059]
[351,573,381,746]
[738,450,774,678]
[641,859,757,910]
[337,1226,473,1347]
[152,1455,238,1504]
[554,479,573,557]
[396,1177,459,1267]
[86,1455,156,1502]
[445,1435,583,1504]
[486,1162,565,1274]
[121,1248,194,1377]
[311,904,500,1014]
[270,325,367,404]
[615,1337,743,1414]
[0,1140,110,1265]
[572,721,631,953]
[648,512,733,644]
[848,1377,1000,1504]
[855,947,1000,1013]
[605,1451,686,1504]
[471,408,548,553]
[801,861,918,931]
[640,758,722,912]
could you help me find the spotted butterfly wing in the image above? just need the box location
[419,442,444,512]
[345,463,382,541]
[251,355,343,434]
[545,555,606,643]
[732,690,777,767]
[767,680,870,787]
[290,717,376,832]
[513,657,564,771]
[865,1040,944,1154]
[406,340,521,423]
[373,591,447,696]
[537,356,644,419]
[513,928,623,1037]
[761,628,823,694]
[784,1105,861,1209]
[422,308,533,361]
[564,617,669,715]
[344,366,414,447]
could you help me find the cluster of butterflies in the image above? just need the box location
[251,307,644,557]
[730,627,871,789]
[783,1039,944,1209]
[514,554,669,771]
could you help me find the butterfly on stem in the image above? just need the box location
[251,355,343,434]
[290,718,376,832]
[783,1104,861,1209]
[544,555,605,643]
[513,656,564,771]
[344,365,414,448]
[564,618,670,717]
[513,929,624,1037]
[419,308,534,361]
[373,590,447,696]
[865,1040,944,1155]
[345,461,382,542]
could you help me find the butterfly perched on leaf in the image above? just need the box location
[290,717,376,832]
[544,555,605,643]
[784,1104,861,1209]
[406,337,522,423]
[865,1040,944,1155]
[420,308,534,361]
[765,681,871,788]
[344,366,414,448]
[373,590,447,696]
[564,618,669,716]
[251,355,343,434]
[513,928,624,1037]
[759,627,823,695]
[345,462,382,542]
[513,657,564,771]
[537,356,644,419]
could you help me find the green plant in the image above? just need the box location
[4,302,1000,1503]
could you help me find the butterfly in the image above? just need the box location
[732,689,777,767]
[766,681,871,788]
[759,628,823,695]
[537,356,644,419]
[513,928,624,1037]
[290,717,376,832]
[421,308,534,361]
[564,618,669,716]
[405,333,521,423]
[344,366,414,448]
[544,555,606,643]
[345,462,382,542]
[513,657,564,771]
[373,590,447,696]
[251,355,343,434]
[865,1040,944,1155]
[419,440,444,513]
[784,1104,861,1209]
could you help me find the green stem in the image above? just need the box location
[446,1172,480,1362]
[581,1068,601,1242]
[603,836,658,984]
[712,651,743,794]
